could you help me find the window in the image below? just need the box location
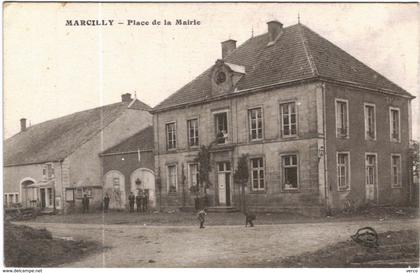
[248,108,263,141]
[365,154,377,186]
[336,99,349,138]
[282,155,298,190]
[280,102,297,137]
[364,104,376,140]
[215,112,228,144]
[187,119,199,147]
[391,155,401,187]
[113,177,120,189]
[43,163,55,179]
[166,122,177,150]
[250,158,265,191]
[65,188,75,201]
[188,163,199,188]
[337,153,350,190]
[390,108,400,142]
[167,165,177,193]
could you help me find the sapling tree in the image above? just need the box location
[234,154,249,212]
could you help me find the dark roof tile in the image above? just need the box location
[154,23,411,111]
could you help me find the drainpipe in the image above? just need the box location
[321,82,330,215]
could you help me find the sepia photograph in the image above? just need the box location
[2,2,420,269]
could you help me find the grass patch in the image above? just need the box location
[279,230,419,267]
[4,222,103,267]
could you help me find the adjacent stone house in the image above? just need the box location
[100,126,155,210]
[152,20,414,215]
[4,94,152,213]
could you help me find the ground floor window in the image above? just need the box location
[337,152,350,190]
[4,193,19,207]
[282,155,298,190]
[167,164,178,193]
[250,158,265,191]
[391,154,401,187]
[188,163,199,188]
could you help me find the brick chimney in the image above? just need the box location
[20,118,27,132]
[121,93,132,102]
[221,39,237,59]
[267,20,283,45]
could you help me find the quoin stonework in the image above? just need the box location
[4,20,415,215]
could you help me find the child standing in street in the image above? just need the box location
[197,208,207,229]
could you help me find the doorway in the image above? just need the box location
[40,188,46,208]
[365,154,377,203]
[217,162,231,206]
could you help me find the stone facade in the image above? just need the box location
[153,80,412,215]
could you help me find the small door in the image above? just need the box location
[218,173,226,205]
[40,188,46,208]
[225,173,231,206]
[365,155,377,202]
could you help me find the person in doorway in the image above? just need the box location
[128,192,135,212]
[142,190,148,212]
[82,194,89,213]
[103,193,110,212]
[197,208,207,229]
[136,192,143,213]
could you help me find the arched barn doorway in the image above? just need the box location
[103,170,126,209]
[130,168,156,208]
[20,179,37,208]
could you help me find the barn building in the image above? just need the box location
[4,93,152,213]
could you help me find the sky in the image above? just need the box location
[3,3,419,139]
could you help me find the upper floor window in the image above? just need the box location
[166,122,177,150]
[391,154,402,188]
[390,107,400,142]
[250,158,265,191]
[167,164,178,193]
[280,102,297,137]
[337,152,350,190]
[248,108,263,141]
[282,154,298,190]
[335,99,349,138]
[187,119,199,147]
[364,104,376,140]
[214,112,228,144]
[43,163,55,179]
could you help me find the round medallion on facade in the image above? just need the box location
[216,71,226,84]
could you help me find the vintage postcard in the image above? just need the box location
[2,2,419,269]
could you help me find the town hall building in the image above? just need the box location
[152,20,414,215]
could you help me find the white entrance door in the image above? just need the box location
[218,173,226,205]
[365,154,376,202]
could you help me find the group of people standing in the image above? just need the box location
[128,190,149,213]
[101,190,149,213]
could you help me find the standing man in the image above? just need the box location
[82,194,89,213]
[197,208,207,229]
[136,191,142,213]
[142,190,148,212]
[128,192,135,213]
[103,193,110,213]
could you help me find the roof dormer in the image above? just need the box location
[210,59,245,96]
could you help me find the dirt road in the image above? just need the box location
[20,219,419,267]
